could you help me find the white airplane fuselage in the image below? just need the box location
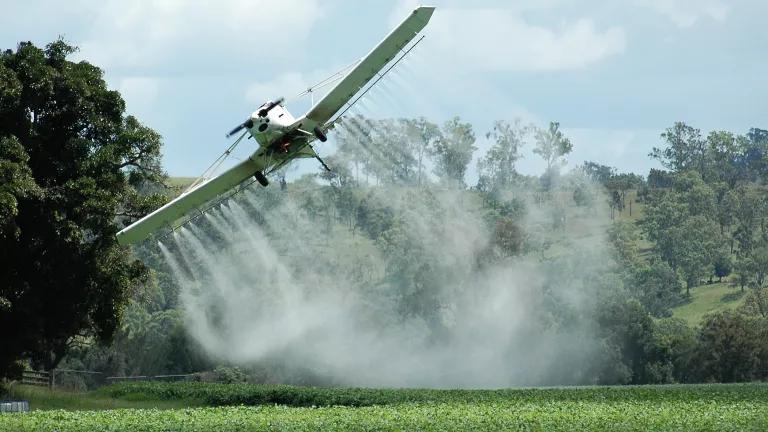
[247,103,297,148]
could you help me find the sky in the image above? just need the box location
[2,0,767,180]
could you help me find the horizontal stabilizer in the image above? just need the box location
[117,158,265,245]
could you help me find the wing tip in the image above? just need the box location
[412,6,436,25]
[414,6,436,15]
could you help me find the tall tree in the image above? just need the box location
[431,117,476,188]
[403,117,440,187]
[705,130,743,187]
[478,119,529,189]
[582,161,615,186]
[533,121,573,172]
[0,40,165,378]
[650,122,707,173]
[740,128,768,183]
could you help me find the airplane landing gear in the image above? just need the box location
[313,125,328,142]
[255,171,269,187]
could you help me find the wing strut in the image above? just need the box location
[185,130,249,193]
[328,34,426,127]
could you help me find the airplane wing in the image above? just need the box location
[301,6,435,128]
[116,157,265,245]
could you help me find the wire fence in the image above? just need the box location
[19,369,197,391]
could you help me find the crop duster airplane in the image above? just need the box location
[116,6,435,246]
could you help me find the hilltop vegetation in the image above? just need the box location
[53,116,768,388]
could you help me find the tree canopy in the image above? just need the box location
[0,40,165,378]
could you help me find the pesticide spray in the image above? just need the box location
[155,124,615,387]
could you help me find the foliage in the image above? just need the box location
[651,122,707,173]
[533,121,573,172]
[478,119,529,189]
[431,116,476,187]
[0,40,166,379]
[692,311,768,382]
[4,384,768,431]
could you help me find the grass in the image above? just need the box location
[3,384,203,411]
[673,281,747,326]
[2,383,768,431]
[165,176,197,190]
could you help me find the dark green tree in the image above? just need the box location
[693,311,766,382]
[651,122,706,173]
[712,249,733,282]
[0,40,165,379]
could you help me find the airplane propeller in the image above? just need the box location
[258,97,284,117]
[225,97,285,138]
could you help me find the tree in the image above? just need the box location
[646,169,674,189]
[705,130,743,187]
[572,183,594,208]
[534,122,572,192]
[651,122,706,173]
[712,249,733,282]
[731,186,765,255]
[596,299,656,384]
[0,40,165,379]
[674,216,717,294]
[693,311,766,382]
[581,161,614,186]
[0,136,40,239]
[478,119,529,189]
[431,117,476,188]
[631,261,683,318]
[403,117,440,187]
[533,121,573,172]
[672,171,715,218]
[739,128,768,183]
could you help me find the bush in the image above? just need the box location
[692,311,768,382]
[213,366,247,384]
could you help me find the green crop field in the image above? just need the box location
[2,382,768,431]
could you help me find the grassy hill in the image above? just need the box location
[673,282,747,325]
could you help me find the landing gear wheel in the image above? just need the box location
[313,125,328,142]
[255,171,269,187]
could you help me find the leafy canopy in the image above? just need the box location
[0,40,166,378]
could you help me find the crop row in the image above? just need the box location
[3,400,768,431]
[101,381,768,407]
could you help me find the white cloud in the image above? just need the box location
[245,66,353,115]
[636,0,729,27]
[72,0,323,74]
[412,8,625,72]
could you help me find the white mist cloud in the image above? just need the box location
[157,147,615,387]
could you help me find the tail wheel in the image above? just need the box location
[313,125,328,142]
[255,171,269,187]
